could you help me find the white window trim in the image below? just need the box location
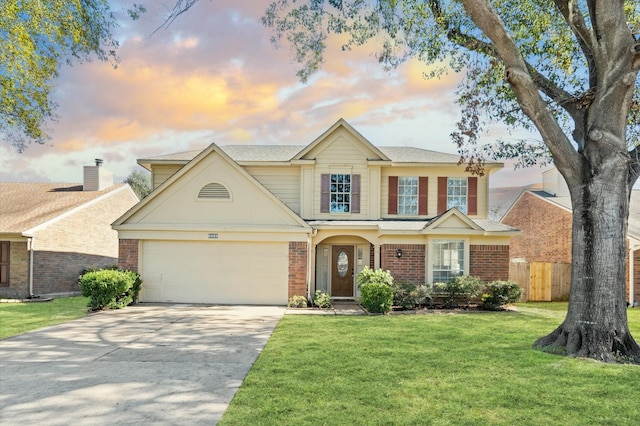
[426,237,470,284]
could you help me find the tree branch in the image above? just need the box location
[459,0,582,177]
[553,0,597,88]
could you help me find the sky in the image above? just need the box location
[1,0,551,188]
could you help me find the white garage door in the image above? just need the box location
[140,241,289,305]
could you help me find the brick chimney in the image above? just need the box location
[83,159,114,191]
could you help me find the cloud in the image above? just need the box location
[5,0,537,188]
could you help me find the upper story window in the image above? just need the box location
[388,176,428,216]
[330,174,351,213]
[398,177,418,215]
[198,183,230,200]
[447,178,468,214]
[437,176,478,216]
[321,174,361,214]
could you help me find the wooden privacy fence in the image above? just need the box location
[509,261,571,302]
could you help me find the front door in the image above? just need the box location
[332,245,354,297]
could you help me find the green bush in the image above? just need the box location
[356,267,394,287]
[312,290,331,308]
[78,269,142,311]
[433,275,484,308]
[360,282,394,314]
[392,281,432,310]
[288,295,308,308]
[481,280,523,310]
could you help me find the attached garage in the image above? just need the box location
[139,240,289,305]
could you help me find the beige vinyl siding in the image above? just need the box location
[311,135,370,219]
[151,165,183,189]
[380,167,489,219]
[244,166,301,214]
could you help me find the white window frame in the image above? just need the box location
[398,176,418,215]
[427,238,470,284]
[447,177,467,214]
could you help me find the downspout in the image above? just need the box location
[26,235,34,298]
[630,244,637,307]
[307,229,318,300]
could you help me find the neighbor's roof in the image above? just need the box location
[138,145,502,167]
[499,187,640,242]
[0,182,126,234]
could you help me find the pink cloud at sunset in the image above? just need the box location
[2,0,544,188]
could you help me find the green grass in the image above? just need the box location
[220,304,640,426]
[0,296,89,339]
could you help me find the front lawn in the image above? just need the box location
[220,304,640,425]
[0,296,89,339]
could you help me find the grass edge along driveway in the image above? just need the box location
[0,296,89,339]
[220,304,640,426]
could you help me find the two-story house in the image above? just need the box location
[113,119,519,305]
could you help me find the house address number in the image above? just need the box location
[208,233,219,239]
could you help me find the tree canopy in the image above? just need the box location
[0,0,121,151]
[262,0,639,176]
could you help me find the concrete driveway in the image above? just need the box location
[0,304,285,425]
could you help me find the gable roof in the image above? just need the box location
[137,119,503,170]
[0,183,129,234]
[500,188,640,242]
[114,143,311,230]
[292,118,391,161]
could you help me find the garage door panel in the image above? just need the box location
[140,241,289,304]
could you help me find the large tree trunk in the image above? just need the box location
[533,159,640,363]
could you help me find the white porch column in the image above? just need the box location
[373,244,381,269]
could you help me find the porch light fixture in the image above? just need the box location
[396,249,403,258]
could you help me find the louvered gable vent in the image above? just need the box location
[198,183,230,199]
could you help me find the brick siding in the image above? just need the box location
[288,241,307,298]
[469,245,510,283]
[381,244,425,284]
[502,192,572,263]
[33,251,115,295]
[118,239,139,272]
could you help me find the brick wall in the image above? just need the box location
[380,244,425,284]
[0,242,29,299]
[288,241,307,298]
[369,243,375,269]
[469,245,510,283]
[33,251,115,295]
[118,239,139,272]
[502,192,572,263]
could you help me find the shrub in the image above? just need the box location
[392,281,432,310]
[356,267,394,287]
[481,280,523,310]
[312,290,331,308]
[78,269,142,311]
[288,295,308,308]
[359,282,394,314]
[433,275,484,308]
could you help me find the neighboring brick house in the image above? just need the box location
[500,168,640,306]
[113,119,520,305]
[0,162,139,299]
